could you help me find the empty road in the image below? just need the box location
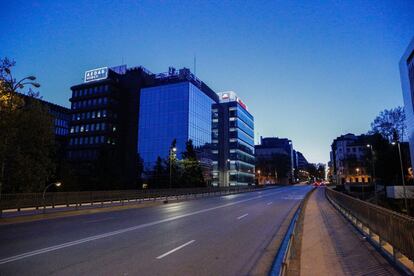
[0,185,312,276]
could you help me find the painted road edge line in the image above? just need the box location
[156,240,195,259]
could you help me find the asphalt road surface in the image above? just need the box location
[0,185,312,276]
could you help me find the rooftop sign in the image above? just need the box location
[84,67,108,82]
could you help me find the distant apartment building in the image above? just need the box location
[68,65,153,188]
[138,67,219,184]
[20,93,70,152]
[212,91,255,186]
[330,133,374,192]
[400,37,414,167]
[255,137,294,183]
[296,151,309,169]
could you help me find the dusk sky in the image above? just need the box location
[2,0,414,164]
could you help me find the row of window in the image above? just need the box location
[68,149,99,160]
[71,110,110,121]
[346,177,371,183]
[70,123,116,133]
[338,146,364,153]
[72,85,109,98]
[55,127,68,136]
[71,97,109,110]
[54,118,68,127]
[69,136,116,146]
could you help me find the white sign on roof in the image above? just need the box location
[84,67,108,82]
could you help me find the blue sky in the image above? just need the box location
[1,0,413,163]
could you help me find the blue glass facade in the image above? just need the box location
[138,82,214,170]
[401,38,414,168]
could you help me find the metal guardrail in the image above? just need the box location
[270,187,314,276]
[326,188,414,274]
[0,186,260,216]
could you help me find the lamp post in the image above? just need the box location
[356,167,363,198]
[226,159,231,186]
[0,71,40,210]
[169,147,177,189]
[42,182,62,213]
[392,141,409,214]
[164,147,177,204]
[257,170,261,185]
[367,144,377,204]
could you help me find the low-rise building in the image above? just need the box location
[330,133,374,192]
[255,137,294,184]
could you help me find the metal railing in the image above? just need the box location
[270,187,315,276]
[0,186,260,216]
[326,188,414,273]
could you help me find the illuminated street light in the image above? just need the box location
[392,141,408,214]
[366,144,377,203]
[227,159,231,186]
[42,182,62,213]
[165,147,177,204]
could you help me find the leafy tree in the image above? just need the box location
[316,164,326,180]
[151,156,167,188]
[0,58,55,193]
[256,153,291,182]
[369,107,406,142]
[180,139,205,187]
[164,139,179,188]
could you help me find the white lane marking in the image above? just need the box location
[0,188,293,265]
[267,202,273,205]
[237,213,249,220]
[156,240,195,259]
[84,217,114,224]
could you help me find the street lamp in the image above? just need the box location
[164,147,177,204]
[356,167,363,198]
[42,182,62,213]
[392,141,409,214]
[226,159,231,186]
[257,170,261,185]
[169,147,177,189]
[367,144,377,203]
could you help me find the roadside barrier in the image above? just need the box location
[269,187,315,276]
[0,186,262,217]
[326,187,414,274]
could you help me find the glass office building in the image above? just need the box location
[212,91,255,186]
[68,65,153,188]
[138,68,218,181]
[400,38,414,167]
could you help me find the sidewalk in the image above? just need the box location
[300,188,401,275]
